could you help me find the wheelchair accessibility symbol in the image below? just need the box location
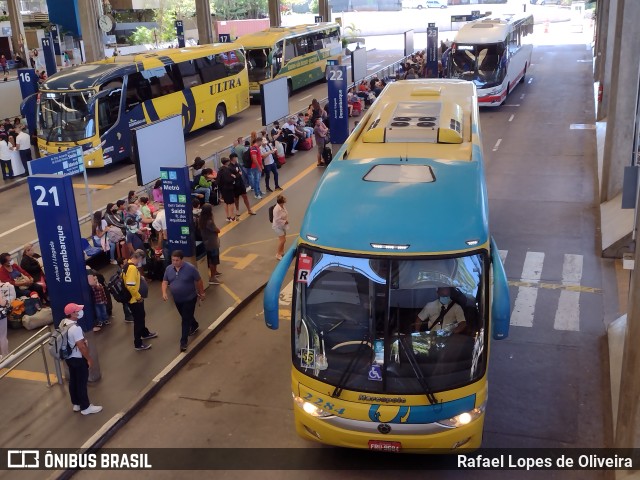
[368,364,382,381]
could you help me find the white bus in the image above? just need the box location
[446,13,533,107]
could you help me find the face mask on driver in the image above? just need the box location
[439,296,450,305]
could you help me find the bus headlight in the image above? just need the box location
[293,395,334,418]
[487,87,501,96]
[436,403,485,428]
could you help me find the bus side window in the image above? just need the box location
[159,66,179,95]
[283,40,296,63]
[226,49,244,75]
[125,72,149,111]
[177,60,201,89]
[98,79,122,134]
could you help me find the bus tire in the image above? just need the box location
[287,80,293,97]
[519,64,527,84]
[213,104,227,129]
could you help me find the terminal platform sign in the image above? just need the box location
[161,166,194,257]
[28,146,85,176]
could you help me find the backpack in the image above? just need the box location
[10,298,25,317]
[242,148,252,169]
[268,204,276,223]
[106,265,133,304]
[48,320,76,360]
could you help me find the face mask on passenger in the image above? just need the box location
[439,296,450,305]
[77,310,84,319]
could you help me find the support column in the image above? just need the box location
[616,145,640,448]
[318,0,331,22]
[600,0,640,202]
[195,0,214,45]
[594,0,610,120]
[78,0,105,63]
[268,0,282,28]
[6,0,27,63]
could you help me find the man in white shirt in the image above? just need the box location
[62,303,103,415]
[15,125,32,176]
[152,209,169,266]
[282,118,299,153]
[260,137,281,192]
[414,287,466,333]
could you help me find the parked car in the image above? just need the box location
[403,0,447,8]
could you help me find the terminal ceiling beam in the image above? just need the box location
[318,0,330,23]
[6,0,27,63]
[195,0,214,45]
[268,0,282,27]
[78,0,106,63]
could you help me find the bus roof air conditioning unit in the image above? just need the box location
[381,101,464,144]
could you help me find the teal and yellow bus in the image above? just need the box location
[263,79,510,452]
[36,44,250,168]
[237,23,342,98]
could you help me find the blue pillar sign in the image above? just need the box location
[28,175,94,330]
[41,35,57,77]
[175,20,185,48]
[17,68,39,135]
[327,65,349,144]
[50,24,61,55]
[426,23,439,79]
[161,166,195,257]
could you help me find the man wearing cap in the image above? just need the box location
[61,303,102,415]
[125,250,157,351]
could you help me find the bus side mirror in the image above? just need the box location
[263,243,297,330]
[490,236,510,340]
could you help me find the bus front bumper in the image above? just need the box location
[293,401,484,453]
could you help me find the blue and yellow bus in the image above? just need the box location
[36,44,250,168]
[263,79,510,452]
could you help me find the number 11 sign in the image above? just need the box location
[28,175,94,329]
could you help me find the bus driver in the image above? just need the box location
[414,287,466,334]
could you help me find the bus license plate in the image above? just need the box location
[368,440,402,452]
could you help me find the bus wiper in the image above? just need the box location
[398,335,438,405]
[331,334,370,399]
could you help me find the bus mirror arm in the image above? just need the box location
[87,89,114,114]
[263,243,297,330]
[490,236,510,340]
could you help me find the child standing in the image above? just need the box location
[88,270,110,332]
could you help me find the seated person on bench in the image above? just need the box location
[414,286,466,334]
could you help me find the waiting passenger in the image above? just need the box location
[414,287,466,333]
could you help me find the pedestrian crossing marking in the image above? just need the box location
[507,280,600,294]
[499,250,601,332]
[510,252,544,327]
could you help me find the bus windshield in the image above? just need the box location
[37,90,95,143]
[292,247,487,395]
[450,43,506,89]
[246,48,272,83]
